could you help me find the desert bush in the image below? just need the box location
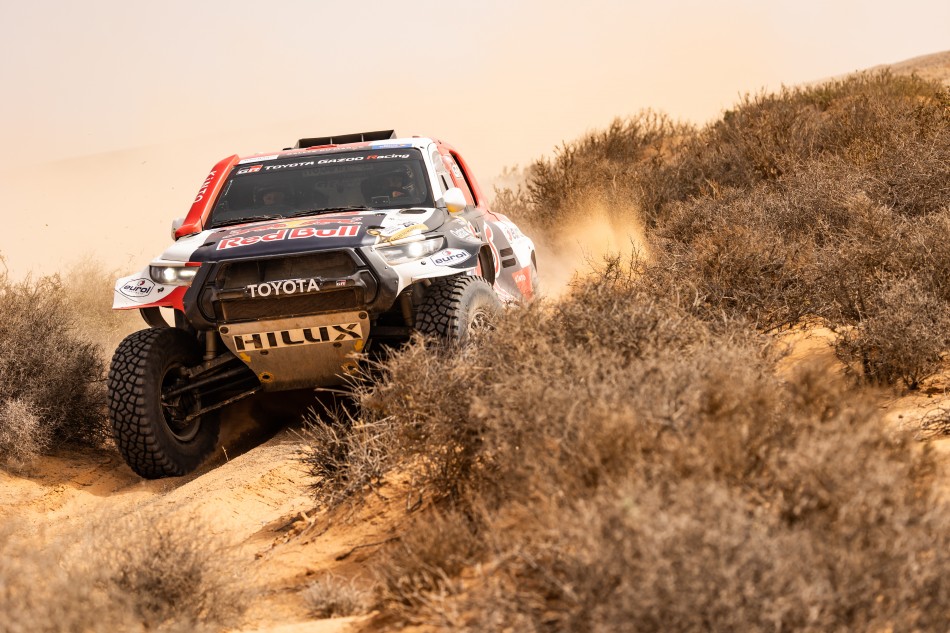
[670,74,948,373]
[0,268,108,458]
[0,511,246,632]
[652,71,949,217]
[304,574,372,619]
[494,111,692,235]
[373,509,485,615]
[537,70,949,385]
[307,256,950,630]
[0,398,48,471]
[835,277,950,388]
[302,404,391,511]
[93,512,247,628]
[305,69,950,628]
[0,521,134,633]
[62,256,143,352]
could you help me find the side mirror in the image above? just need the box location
[170,218,185,240]
[443,187,467,214]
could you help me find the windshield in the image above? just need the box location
[208,148,433,228]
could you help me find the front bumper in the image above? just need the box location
[182,247,400,330]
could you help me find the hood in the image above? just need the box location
[161,208,446,264]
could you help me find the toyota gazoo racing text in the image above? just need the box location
[108,130,538,478]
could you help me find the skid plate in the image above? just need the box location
[218,311,368,390]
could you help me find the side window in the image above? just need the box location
[441,154,476,207]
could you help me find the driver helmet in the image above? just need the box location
[255,184,291,206]
[380,165,415,195]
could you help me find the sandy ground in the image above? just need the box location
[776,323,950,480]
[0,397,401,632]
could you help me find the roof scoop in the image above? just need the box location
[292,130,397,149]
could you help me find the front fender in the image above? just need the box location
[113,268,187,311]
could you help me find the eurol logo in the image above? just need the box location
[429,248,471,266]
[119,278,155,299]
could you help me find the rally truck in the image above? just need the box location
[108,130,538,478]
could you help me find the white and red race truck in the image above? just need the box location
[108,131,538,478]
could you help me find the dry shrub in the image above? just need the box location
[93,512,247,628]
[0,398,48,471]
[835,277,950,388]
[304,69,950,628]
[495,111,692,236]
[307,257,950,630]
[62,256,143,352]
[0,521,133,633]
[0,268,108,460]
[373,509,484,615]
[303,575,372,619]
[656,71,949,214]
[496,69,950,387]
[0,511,246,632]
[302,404,390,511]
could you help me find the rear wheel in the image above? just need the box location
[415,275,501,345]
[108,328,220,479]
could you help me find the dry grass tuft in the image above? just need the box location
[301,402,390,511]
[303,575,373,619]
[0,398,48,472]
[0,257,141,469]
[0,511,247,632]
[0,268,108,465]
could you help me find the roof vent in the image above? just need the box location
[292,130,397,149]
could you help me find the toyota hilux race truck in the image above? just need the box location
[108,130,538,479]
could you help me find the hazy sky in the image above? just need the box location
[0,0,948,276]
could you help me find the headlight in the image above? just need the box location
[149,264,198,286]
[376,237,445,265]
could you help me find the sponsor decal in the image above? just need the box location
[223,216,362,237]
[317,156,364,164]
[368,222,427,243]
[335,279,348,287]
[233,322,363,352]
[431,149,446,174]
[235,165,262,175]
[238,155,278,164]
[497,220,526,243]
[513,265,533,298]
[450,227,481,243]
[245,278,321,298]
[365,153,410,160]
[371,143,414,149]
[263,161,315,171]
[193,170,216,203]
[217,224,360,250]
[119,278,155,299]
[429,248,472,267]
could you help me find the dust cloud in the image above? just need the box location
[531,201,651,298]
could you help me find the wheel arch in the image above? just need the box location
[478,245,496,286]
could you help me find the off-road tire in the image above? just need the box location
[529,259,541,300]
[108,328,220,479]
[415,275,501,344]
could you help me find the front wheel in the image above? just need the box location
[108,328,220,479]
[415,275,501,345]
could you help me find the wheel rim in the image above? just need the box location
[160,364,201,442]
[469,308,493,333]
